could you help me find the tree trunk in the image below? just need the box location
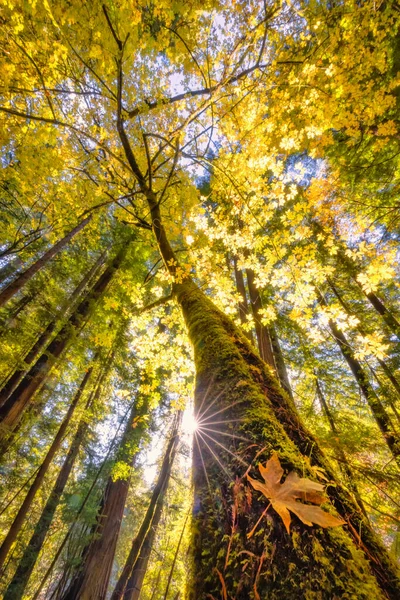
[245,268,276,370]
[148,207,400,599]
[0,251,106,408]
[365,291,400,339]
[119,119,400,598]
[268,322,295,405]
[0,244,127,439]
[0,368,92,573]
[0,216,92,308]
[315,378,368,518]
[317,292,400,464]
[111,413,181,600]
[232,256,253,343]
[60,395,149,600]
[162,509,190,600]
[1,364,101,600]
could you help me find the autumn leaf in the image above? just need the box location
[247,454,345,534]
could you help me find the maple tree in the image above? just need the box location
[0,0,400,598]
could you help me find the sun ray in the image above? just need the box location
[196,430,232,479]
[197,399,245,426]
[199,429,248,466]
[194,431,212,496]
[199,425,253,445]
[195,384,228,423]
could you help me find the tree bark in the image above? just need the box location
[117,113,400,598]
[0,251,106,408]
[2,364,101,600]
[0,243,127,440]
[0,368,92,573]
[232,256,254,343]
[59,394,150,600]
[111,413,181,600]
[317,291,400,464]
[146,197,400,599]
[245,268,276,370]
[0,215,92,308]
[268,322,295,405]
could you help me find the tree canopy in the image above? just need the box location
[0,1,400,599]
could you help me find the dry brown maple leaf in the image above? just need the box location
[247,454,345,534]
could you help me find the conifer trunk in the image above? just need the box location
[0,368,92,573]
[232,256,253,343]
[0,244,127,439]
[318,292,400,464]
[143,195,400,599]
[315,378,368,518]
[0,251,106,407]
[60,396,149,600]
[111,413,181,600]
[2,357,112,600]
[246,268,276,370]
[0,216,92,308]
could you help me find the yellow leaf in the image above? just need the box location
[247,454,345,534]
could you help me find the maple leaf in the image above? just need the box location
[247,454,345,534]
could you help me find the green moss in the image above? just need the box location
[175,281,399,600]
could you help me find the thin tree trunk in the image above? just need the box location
[329,279,400,408]
[0,244,127,439]
[245,268,276,370]
[315,378,368,518]
[112,413,181,600]
[232,256,253,343]
[0,216,92,308]
[1,366,100,600]
[0,251,106,408]
[268,322,295,405]
[318,291,400,463]
[0,368,92,573]
[59,395,150,600]
[332,247,400,339]
[163,509,190,600]
[365,291,400,339]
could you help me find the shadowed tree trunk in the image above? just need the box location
[0,216,92,308]
[111,413,181,600]
[315,378,368,518]
[232,256,254,343]
[0,243,128,440]
[0,368,93,573]
[0,251,106,407]
[317,291,400,465]
[246,268,276,370]
[268,322,295,405]
[59,394,150,600]
[2,346,116,600]
[162,509,190,600]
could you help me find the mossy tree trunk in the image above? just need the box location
[111,413,181,600]
[115,108,400,599]
[175,278,400,599]
[60,395,150,600]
